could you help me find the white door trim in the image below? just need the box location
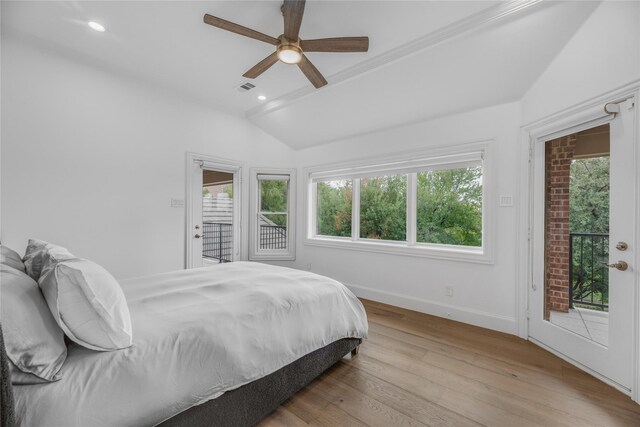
[185,152,244,268]
[518,82,640,403]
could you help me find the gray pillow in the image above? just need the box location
[22,239,74,281]
[0,264,67,383]
[0,245,25,273]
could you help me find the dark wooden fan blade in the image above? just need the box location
[283,0,306,41]
[301,37,369,52]
[297,54,327,88]
[243,52,279,79]
[203,14,278,45]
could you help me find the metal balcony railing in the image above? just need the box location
[202,222,233,263]
[202,222,288,263]
[569,232,609,311]
[259,224,287,250]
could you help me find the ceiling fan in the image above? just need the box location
[203,0,369,88]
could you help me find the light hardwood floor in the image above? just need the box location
[260,299,640,427]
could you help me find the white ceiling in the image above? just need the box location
[2,1,598,150]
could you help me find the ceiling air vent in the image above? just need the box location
[236,82,256,92]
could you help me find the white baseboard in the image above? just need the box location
[347,283,518,336]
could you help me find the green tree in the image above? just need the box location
[569,156,610,309]
[260,180,288,226]
[223,183,233,199]
[360,175,407,240]
[569,157,609,233]
[317,181,352,237]
[315,168,483,246]
[416,167,482,247]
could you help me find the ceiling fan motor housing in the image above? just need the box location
[277,35,303,64]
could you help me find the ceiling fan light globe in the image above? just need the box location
[88,21,106,32]
[277,46,302,64]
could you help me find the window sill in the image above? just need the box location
[303,237,493,264]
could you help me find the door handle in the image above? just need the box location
[616,241,628,251]
[602,261,628,271]
[194,234,202,239]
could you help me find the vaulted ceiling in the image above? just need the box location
[2,1,599,149]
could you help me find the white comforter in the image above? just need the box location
[13,262,368,426]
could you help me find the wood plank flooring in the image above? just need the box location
[259,299,640,427]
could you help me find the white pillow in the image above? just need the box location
[38,259,133,351]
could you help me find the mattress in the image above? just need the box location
[12,262,368,427]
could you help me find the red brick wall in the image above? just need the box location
[545,134,577,316]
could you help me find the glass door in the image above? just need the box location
[187,156,241,268]
[201,170,234,264]
[529,98,636,391]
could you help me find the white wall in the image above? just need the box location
[288,1,640,337]
[1,36,295,279]
[3,1,636,338]
[293,102,522,334]
[522,1,640,124]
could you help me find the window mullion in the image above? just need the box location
[352,178,360,241]
[407,173,417,246]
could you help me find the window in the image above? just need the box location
[360,175,407,241]
[316,179,352,237]
[306,144,492,262]
[250,169,296,261]
[416,166,482,247]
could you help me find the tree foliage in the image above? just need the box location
[360,176,407,240]
[260,180,288,226]
[315,167,483,247]
[568,156,610,309]
[417,167,482,247]
[569,157,609,233]
[317,181,352,237]
[223,183,233,199]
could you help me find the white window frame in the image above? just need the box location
[249,168,296,261]
[304,141,494,264]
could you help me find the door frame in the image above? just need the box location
[185,152,243,268]
[518,82,640,402]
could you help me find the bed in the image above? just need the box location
[1,261,367,426]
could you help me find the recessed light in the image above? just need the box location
[257,95,267,101]
[88,21,106,32]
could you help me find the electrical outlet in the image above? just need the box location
[170,198,184,208]
[306,263,312,271]
[446,286,453,297]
